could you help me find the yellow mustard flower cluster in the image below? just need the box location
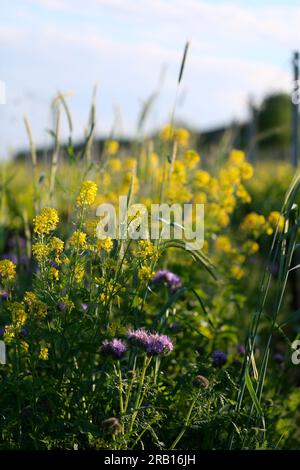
[135,240,159,261]
[69,230,87,250]
[76,180,98,207]
[39,347,49,360]
[160,124,190,147]
[266,211,285,235]
[32,243,50,263]
[74,264,85,283]
[96,237,113,253]
[240,212,266,237]
[138,265,155,282]
[24,291,48,319]
[10,302,27,327]
[33,208,59,235]
[0,259,16,281]
[49,237,64,264]
[105,140,119,156]
[183,149,200,169]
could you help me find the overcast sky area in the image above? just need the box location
[1,0,300,157]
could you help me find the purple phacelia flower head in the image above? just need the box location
[58,302,67,312]
[127,328,173,355]
[7,236,26,250]
[152,270,182,291]
[0,290,9,301]
[212,350,227,367]
[1,253,17,264]
[80,302,89,312]
[127,328,150,348]
[144,333,174,355]
[273,352,284,364]
[237,344,246,355]
[102,339,127,359]
[20,326,28,338]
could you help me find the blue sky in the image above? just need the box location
[1,0,300,157]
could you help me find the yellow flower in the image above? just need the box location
[33,208,59,235]
[174,128,190,147]
[20,341,29,353]
[240,212,266,236]
[138,265,155,282]
[229,149,245,166]
[76,181,98,207]
[49,237,64,254]
[236,184,251,204]
[32,244,50,263]
[242,240,259,255]
[39,347,49,360]
[96,237,113,253]
[266,211,285,235]
[240,162,254,181]
[10,302,27,326]
[194,170,210,188]
[49,267,59,281]
[69,230,87,250]
[135,240,159,261]
[217,209,230,227]
[105,140,119,156]
[0,259,16,281]
[160,124,174,141]
[107,158,122,172]
[215,236,232,254]
[124,158,137,172]
[3,324,16,343]
[230,265,245,280]
[24,291,37,305]
[194,192,207,204]
[74,264,85,283]
[24,291,47,319]
[184,149,200,169]
[49,237,64,264]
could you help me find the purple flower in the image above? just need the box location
[144,333,174,355]
[80,302,89,312]
[212,350,227,367]
[273,352,284,364]
[1,253,17,264]
[7,236,26,250]
[237,344,246,355]
[102,339,127,359]
[58,302,67,311]
[0,326,6,337]
[20,326,28,338]
[0,290,9,301]
[169,322,182,331]
[127,328,150,348]
[152,270,182,291]
[127,328,173,355]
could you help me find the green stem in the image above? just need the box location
[170,392,200,449]
[129,355,151,432]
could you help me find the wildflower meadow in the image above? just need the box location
[0,103,300,451]
[1,2,300,455]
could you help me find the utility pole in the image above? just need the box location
[292,51,299,167]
